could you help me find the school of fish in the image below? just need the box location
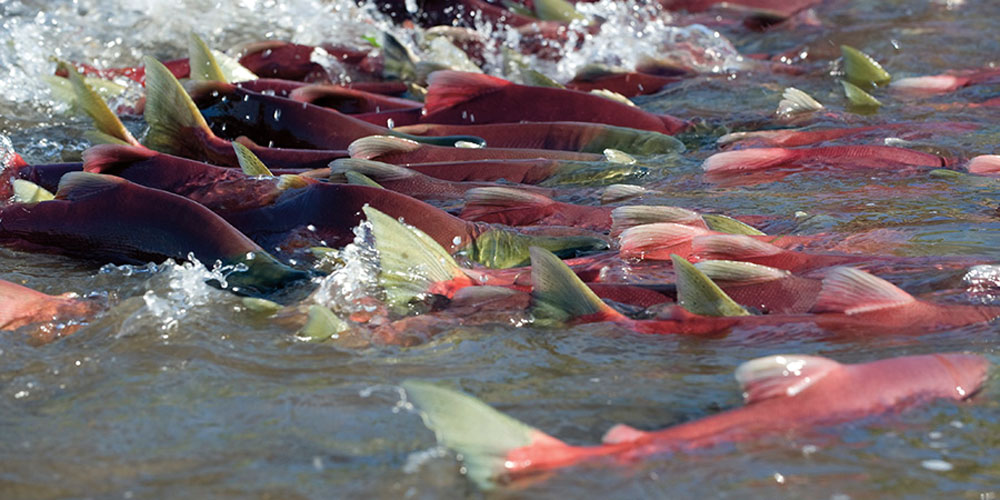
[1,0,998,494]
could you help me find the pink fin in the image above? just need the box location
[702,148,798,173]
[424,70,511,115]
[619,223,711,260]
[890,74,967,95]
[601,424,650,445]
[82,144,158,174]
[55,172,127,201]
[691,234,783,261]
[735,354,840,403]
[967,155,1000,174]
[812,267,915,315]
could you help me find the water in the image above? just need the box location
[2,0,1000,498]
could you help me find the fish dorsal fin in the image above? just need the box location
[55,172,126,201]
[296,305,348,342]
[610,205,703,233]
[812,267,915,315]
[462,187,553,220]
[347,135,421,160]
[601,424,650,445]
[691,234,783,261]
[381,31,421,82]
[603,149,636,165]
[841,45,891,89]
[12,179,55,204]
[702,214,766,236]
[344,171,383,188]
[735,355,840,403]
[520,69,564,89]
[424,71,511,116]
[142,55,213,154]
[619,223,710,260]
[232,142,273,177]
[534,0,585,22]
[81,143,158,174]
[601,184,648,203]
[188,32,227,83]
[212,49,257,83]
[329,158,415,183]
[590,89,636,107]
[363,206,468,307]
[529,246,622,321]
[694,260,790,285]
[672,254,750,317]
[701,148,798,173]
[59,61,139,146]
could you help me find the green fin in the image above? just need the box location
[590,89,636,107]
[502,0,535,17]
[403,380,556,490]
[188,32,228,83]
[469,229,608,269]
[671,254,750,317]
[241,297,283,315]
[12,179,55,204]
[520,69,565,89]
[296,305,348,341]
[381,32,420,83]
[83,130,131,146]
[840,45,891,89]
[232,142,273,177]
[603,149,636,165]
[841,80,882,108]
[344,171,383,188]
[702,214,766,236]
[529,246,616,321]
[533,0,585,22]
[59,61,139,146]
[212,49,257,82]
[363,206,468,307]
[276,174,310,190]
[55,171,126,201]
[141,55,213,155]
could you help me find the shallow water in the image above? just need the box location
[2,0,1000,498]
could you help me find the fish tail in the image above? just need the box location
[618,222,709,261]
[81,143,157,175]
[381,32,420,83]
[232,142,273,177]
[529,246,625,323]
[59,61,139,146]
[402,380,569,490]
[188,32,227,83]
[701,147,798,173]
[363,206,472,307]
[141,55,221,159]
[460,187,555,224]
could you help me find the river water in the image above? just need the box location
[1,0,999,498]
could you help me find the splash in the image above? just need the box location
[309,220,382,314]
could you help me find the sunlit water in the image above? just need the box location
[2,0,1000,498]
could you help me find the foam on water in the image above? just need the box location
[309,221,382,314]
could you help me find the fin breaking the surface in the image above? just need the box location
[735,355,840,403]
[812,267,915,315]
[529,246,620,321]
[671,254,750,317]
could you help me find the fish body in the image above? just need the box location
[419,71,687,134]
[703,145,945,175]
[348,136,603,164]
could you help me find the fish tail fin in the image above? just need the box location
[188,32,227,82]
[671,254,749,317]
[363,206,471,307]
[59,61,140,146]
[381,32,420,83]
[81,143,158,174]
[530,246,624,322]
[460,187,555,223]
[402,380,567,490]
[141,55,217,157]
[701,148,797,173]
[347,135,421,161]
[701,214,766,235]
[232,142,273,177]
[424,70,510,115]
[618,223,711,260]
[811,267,915,315]
[610,205,704,235]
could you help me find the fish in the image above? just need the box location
[0,173,309,296]
[347,136,607,164]
[402,351,988,489]
[418,71,688,134]
[618,223,817,262]
[392,120,686,155]
[717,122,979,149]
[399,157,649,186]
[0,279,102,342]
[702,145,946,175]
[287,84,422,114]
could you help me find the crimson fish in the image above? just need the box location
[0,279,102,342]
[890,68,1000,95]
[402,351,988,489]
[237,77,409,98]
[287,84,422,113]
[703,145,946,175]
[396,157,648,185]
[418,71,688,134]
[347,136,606,164]
[0,173,309,296]
[718,122,978,149]
[565,69,685,98]
[392,120,685,154]
[694,260,821,313]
